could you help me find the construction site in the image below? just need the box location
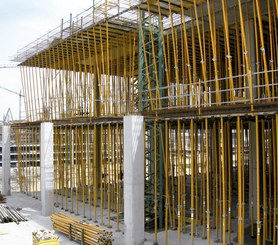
[1,0,278,244]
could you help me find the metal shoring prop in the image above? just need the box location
[255,115,261,245]
[190,119,195,245]
[237,116,243,245]
[107,123,112,228]
[70,125,74,214]
[93,124,98,223]
[81,125,86,218]
[87,125,92,221]
[65,126,69,212]
[75,125,80,216]
[267,121,272,241]
[177,120,182,245]
[273,117,277,244]
[169,122,175,230]
[31,128,35,197]
[54,127,58,207]
[115,123,121,232]
[255,0,271,100]
[249,121,255,239]
[221,117,227,245]
[241,120,245,244]
[195,121,199,237]
[201,121,206,240]
[100,124,104,225]
[165,120,169,244]
[213,121,219,242]
[218,120,223,243]
[262,120,267,244]
[205,119,210,245]
[154,121,158,244]
[182,123,187,233]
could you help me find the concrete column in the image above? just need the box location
[40,122,54,216]
[2,125,11,196]
[124,116,144,245]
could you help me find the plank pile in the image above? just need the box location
[0,205,27,224]
[50,213,113,245]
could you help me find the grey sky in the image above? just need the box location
[0,0,92,120]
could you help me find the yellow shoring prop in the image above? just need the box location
[93,124,98,223]
[193,0,209,107]
[205,119,210,245]
[157,1,172,108]
[201,122,206,239]
[237,0,254,111]
[107,124,112,228]
[154,121,158,244]
[220,117,226,244]
[100,124,104,225]
[255,0,271,100]
[255,115,261,245]
[87,125,92,220]
[206,0,221,104]
[177,120,181,245]
[115,123,121,232]
[70,125,74,214]
[65,126,69,212]
[273,118,277,244]
[237,116,243,245]
[165,120,169,244]
[75,126,80,216]
[262,120,267,244]
[167,0,181,107]
[190,119,195,245]
[227,121,232,245]
[249,122,255,238]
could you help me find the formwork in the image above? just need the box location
[12,0,278,244]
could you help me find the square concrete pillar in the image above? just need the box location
[2,125,11,196]
[40,122,54,216]
[124,116,144,245]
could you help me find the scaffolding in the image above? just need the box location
[12,0,278,244]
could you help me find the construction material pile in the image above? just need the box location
[33,228,59,242]
[0,205,27,224]
[51,213,113,245]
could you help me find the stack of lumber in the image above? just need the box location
[50,213,113,245]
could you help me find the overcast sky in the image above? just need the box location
[0,0,93,121]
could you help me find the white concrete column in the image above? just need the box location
[124,116,144,245]
[2,125,11,196]
[40,122,54,216]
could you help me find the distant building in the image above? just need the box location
[0,122,40,167]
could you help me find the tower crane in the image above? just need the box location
[0,64,23,120]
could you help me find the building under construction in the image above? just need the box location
[6,0,278,244]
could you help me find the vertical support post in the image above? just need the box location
[249,121,258,235]
[245,19,257,100]
[2,125,11,196]
[245,18,258,230]
[124,116,144,245]
[40,122,54,216]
